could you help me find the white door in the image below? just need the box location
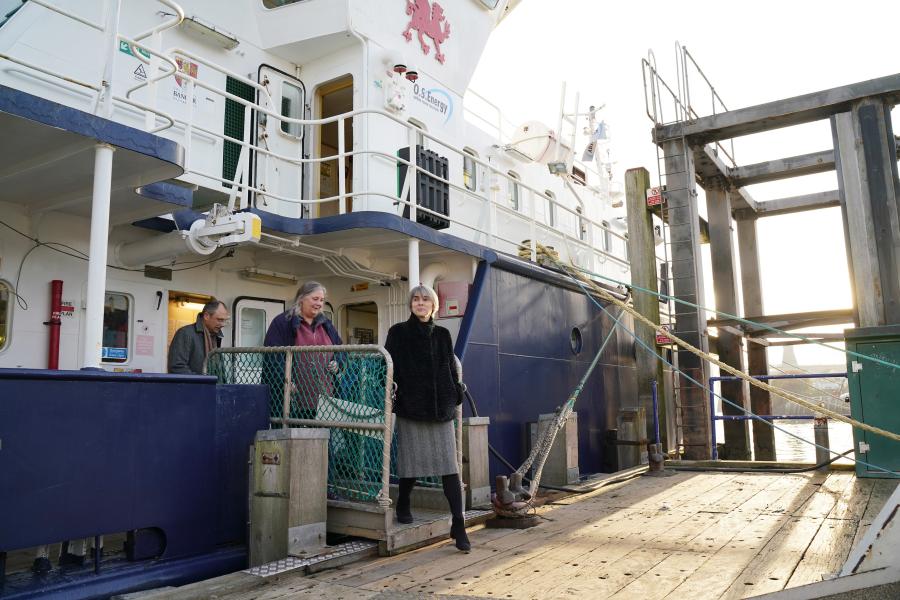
[233,297,285,347]
[254,65,305,218]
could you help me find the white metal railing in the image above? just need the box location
[0,0,184,133]
[0,0,630,274]
[642,44,736,167]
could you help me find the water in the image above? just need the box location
[715,419,855,464]
[772,420,855,464]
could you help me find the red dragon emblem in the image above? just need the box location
[402,0,451,64]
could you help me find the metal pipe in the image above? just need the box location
[82,144,115,369]
[710,384,718,460]
[711,372,847,383]
[93,535,101,574]
[708,372,847,461]
[338,118,346,214]
[651,379,661,446]
[814,417,831,471]
[282,353,293,430]
[47,280,63,369]
[378,349,395,508]
[408,239,420,288]
[715,415,817,421]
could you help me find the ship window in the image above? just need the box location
[0,280,10,352]
[102,292,131,364]
[280,81,303,138]
[570,327,583,355]
[463,148,478,192]
[508,171,520,211]
[601,220,612,252]
[474,0,501,8]
[262,0,305,7]
[572,165,586,185]
[576,207,587,241]
[545,190,556,227]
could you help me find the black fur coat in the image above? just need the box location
[385,314,460,422]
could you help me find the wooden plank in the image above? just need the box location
[830,476,875,522]
[786,515,858,587]
[793,471,854,519]
[760,473,828,515]
[143,573,267,600]
[719,516,826,598]
[264,582,377,599]
[667,513,790,598]
[852,478,899,549]
[610,551,705,600]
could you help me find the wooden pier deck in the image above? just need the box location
[143,470,897,600]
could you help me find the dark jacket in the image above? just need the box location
[263,311,342,347]
[385,314,460,422]
[167,316,222,375]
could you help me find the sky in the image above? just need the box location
[470,0,899,366]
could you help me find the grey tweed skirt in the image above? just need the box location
[394,416,458,478]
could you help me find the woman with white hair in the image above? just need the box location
[264,281,342,417]
[384,284,470,552]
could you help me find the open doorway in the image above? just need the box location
[341,302,378,345]
[316,75,353,217]
[167,291,213,348]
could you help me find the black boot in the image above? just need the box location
[450,517,471,552]
[442,474,470,552]
[396,477,414,524]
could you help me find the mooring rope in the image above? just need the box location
[515,303,627,499]
[537,244,900,445]
[567,263,900,373]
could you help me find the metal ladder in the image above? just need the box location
[653,135,706,457]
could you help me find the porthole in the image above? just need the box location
[570,327,583,355]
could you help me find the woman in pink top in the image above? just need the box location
[264,281,343,418]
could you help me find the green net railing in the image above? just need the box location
[206,345,395,505]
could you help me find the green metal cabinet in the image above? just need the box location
[845,325,900,479]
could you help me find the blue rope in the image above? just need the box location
[563,269,895,476]
[569,264,900,373]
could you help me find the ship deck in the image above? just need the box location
[132,469,898,600]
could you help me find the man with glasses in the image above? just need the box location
[167,299,229,375]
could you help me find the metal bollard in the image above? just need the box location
[814,417,830,471]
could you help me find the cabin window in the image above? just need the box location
[463,148,478,192]
[545,190,556,227]
[601,220,612,252]
[572,165,587,185]
[102,292,131,364]
[0,280,10,352]
[474,0,501,8]
[263,0,305,7]
[576,207,587,242]
[280,81,303,138]
[508,171,520,211]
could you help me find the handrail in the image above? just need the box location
[708,372,848,460]
[144,53,628,263]
[0,0,629,273]
[132,0,184,42]
[205,344,396,507]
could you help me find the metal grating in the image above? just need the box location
[222,76,254,187]
[243,540,378,578]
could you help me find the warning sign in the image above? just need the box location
[133,64,147,81]
[646,186,665,207]
[655,324,673,345]
[59,300,75,318]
